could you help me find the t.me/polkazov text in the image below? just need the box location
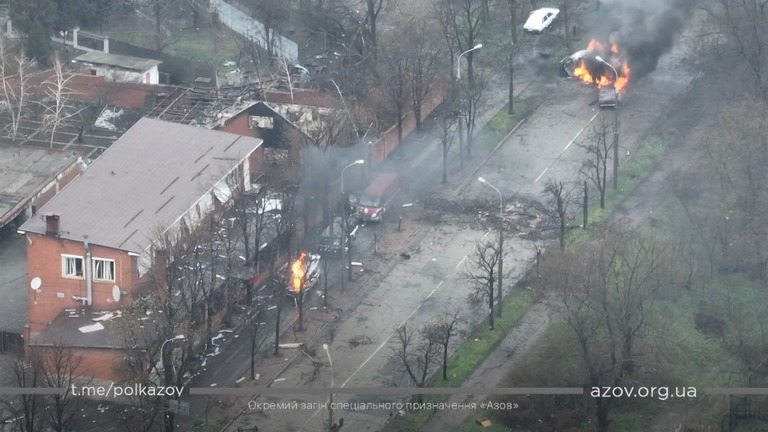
[70,384,184,398]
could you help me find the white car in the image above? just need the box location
[523,7,560,33]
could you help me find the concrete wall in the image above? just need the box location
[26,235,138,334]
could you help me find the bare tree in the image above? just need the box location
[542,248,615,431]
[580,114,613,209]
[38,55,86,149]
[435,0,486,85]
[392,324,440,403]
[403,23,443,128]
[245,0,285,62]
[0,35,37,141]
[425,310,462,381]
[459,72,489,158]
[37,343,85,432]
[432,89,460,184]
[464,240,501,330]
[363,0,387,59]
[559,0,577,52]
[138,0,185,52]
[543,179,574,249]
[378,38,411,144]
[702,0,768,100]
[2,355,42,432]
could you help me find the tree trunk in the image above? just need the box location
[442,141,448,184]
[489,279,495,330]
[442,344,449,380]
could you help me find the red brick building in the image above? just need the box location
[18,118,263,381]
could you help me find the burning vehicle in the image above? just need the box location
[285,251,322,303]
[561,37,631,105]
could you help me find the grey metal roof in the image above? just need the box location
[20,118,262,253]
[0,144,80,226]
[75,51,162,71]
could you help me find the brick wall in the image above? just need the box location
[27,235,138,333]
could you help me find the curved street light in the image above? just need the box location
[478,177,504,316]
[594,55,618,83]
[341,160,365,195]
[457,43,483,80]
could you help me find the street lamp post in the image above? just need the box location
[322,344,335,431]
[456,43,483,80]
[341,160,365,285]
[478,177,503,317]
[161,334,184,432]
[595,56,620,190]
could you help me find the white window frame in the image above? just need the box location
[93,258,116,282]
[62,255,84,279]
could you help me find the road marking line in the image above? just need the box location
[297,229,493,431]
[534,167,549,184]
[562,112,599,153]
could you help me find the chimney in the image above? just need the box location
[45,214,60,236]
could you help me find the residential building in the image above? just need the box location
[18,117,263,381]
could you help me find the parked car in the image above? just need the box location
[523,7,560,33]
[319,216,359,254]
[355,173,402,222]
[598,86,619,108]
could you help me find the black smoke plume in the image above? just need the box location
[594,0,693,81]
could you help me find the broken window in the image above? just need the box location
[62,255,84,278]
[93,258,116,281]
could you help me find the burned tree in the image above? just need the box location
[392,324,440,403]
[580,114,613,209]
[543,179,574,249]
[247,307,267,380]
[464,240,501,330]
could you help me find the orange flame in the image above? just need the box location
[587,39,603,51]
[290,252,307,292]
[573,38,632,93]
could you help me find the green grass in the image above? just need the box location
[382,289,534,432]
[477,100,530,150]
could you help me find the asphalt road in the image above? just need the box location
[220,26,699,432]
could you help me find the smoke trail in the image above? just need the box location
[596,0,693,80]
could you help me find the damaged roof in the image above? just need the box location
[19,118,263,253]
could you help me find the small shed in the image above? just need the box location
[74,51,163,85]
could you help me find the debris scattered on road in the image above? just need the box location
[402,203,413,207]
[254,373,260,380]
[236,377,245,384]
[210,383,217,387]
[274,378,286,383]
[400,252,411,259]
[351,262,362,266]
[267,305,277,310]
[309,307,318,311]
[278,343,303,348]
[349,335,372,348]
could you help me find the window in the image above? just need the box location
[62,255,84,278]
[93,258,116,281]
